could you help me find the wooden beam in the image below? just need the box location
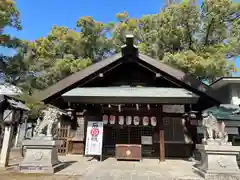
[159,130,165,162]
[137,62,158,74]
[156,73,161,78]
[80,61,123,87]
[102,106,162,114]
[161,75,182,88]
[159,105,165,162]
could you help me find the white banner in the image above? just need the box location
[85,121,103,156]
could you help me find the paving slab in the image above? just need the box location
[55,156,203,180]
[5,151,203,180]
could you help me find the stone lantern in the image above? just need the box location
[0,95,29,168]
[66,107,74,117]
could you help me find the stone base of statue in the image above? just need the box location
[194,139,240,180]
[18,136,64,174]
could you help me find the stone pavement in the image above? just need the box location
[5,149,203,179]
[57,155,203,180]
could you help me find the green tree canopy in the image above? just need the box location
[3,0,240,89]
[111,0,239,82]
[1,0,240,119]
[0,0,21,48]
[0,0,22,79]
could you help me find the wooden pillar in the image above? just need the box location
[14,123,21,147]
[65,125,71,154]
[0,109,15,167]
[83,110,88,157]
[0,125,14,167]
[159,130,165,161]
[159,105,165,162]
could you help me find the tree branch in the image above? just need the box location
[185,22,193,51]
[204,18,214,46]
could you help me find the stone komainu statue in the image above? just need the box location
[34,107,62,137]
[201,112,228,143]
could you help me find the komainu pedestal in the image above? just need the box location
[194,112,240,179]
[18,137,63,174]
[195,142,240,180]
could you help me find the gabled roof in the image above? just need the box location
[0,94,29,111]
[0,83,22,95]
[204,104,240,121]
[39,35,220,106]
[210,77,240,89]
[62,87,199,104]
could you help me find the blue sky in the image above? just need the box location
[233,56,240,77]
[5,0,168,41]
[2,0,240,76]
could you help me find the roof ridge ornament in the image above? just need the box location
[121,34,138,58]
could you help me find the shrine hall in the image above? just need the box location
[39,35,220,161]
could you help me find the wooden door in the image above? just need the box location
[56,125,70,155]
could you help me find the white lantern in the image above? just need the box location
[143,116,149,126]
[119,116,124,125]
[126,116,132,125]
[133,116,140,125]
[150,116,157,126]
[109,115,116,124]
[103,115,109,124]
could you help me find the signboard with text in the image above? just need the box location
[85,121,103,156]
[163,105,185,113]
[141,136,153,145]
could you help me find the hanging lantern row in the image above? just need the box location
[102,115,157,126]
